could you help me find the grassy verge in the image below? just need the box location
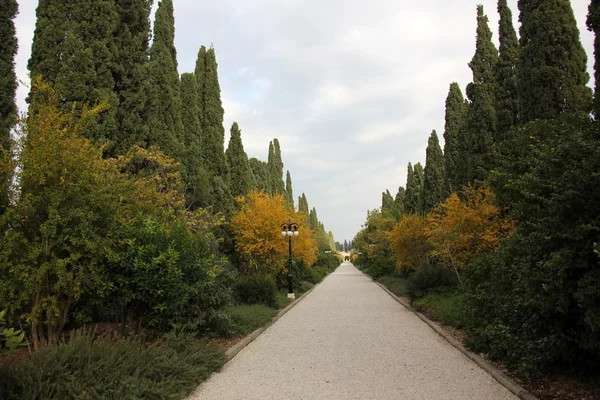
[0,332,224,400]
[227,304,278,336]
[377,274,410,298]
[412,288,468,329]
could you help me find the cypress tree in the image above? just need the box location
[588,0,600,118]
[422,130,445,213]
[404,162,416,213]
[309,207,319,232]
[249,157,271,193]
[268,139,285,195]
[28,0,120,144]
[0,0,18,215]
[495,0,520,141]
[194,46,207,127]
[381,190,395,215]
[518,0,592,122]
[466,5,497,183]
[285,170,294,208]
[180,72,209,208]
[413,162,425,214]
[443,83,467,193]
[298,193,309,214]
[226,122,255,200]
[394,186,405,220]
[196,45,231,214]
[111,0,153,156]
[146,0,183,158]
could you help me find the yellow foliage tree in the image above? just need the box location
[386,213,432,273]
[231,191,317,274]
[424,186,515,282]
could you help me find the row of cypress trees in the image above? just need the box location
[374,0,600,374]
[384,0,592,218]
[0,0,336,252]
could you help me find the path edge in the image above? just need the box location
[370,277,538,400]
[225,282,318,362]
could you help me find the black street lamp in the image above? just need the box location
[281,221,299,299]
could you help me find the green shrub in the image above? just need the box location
[377,274,410,298]
[299,281,315,293]
[306,266,326,284]
[274,260,307,291]
[227,304,277,336]
[407,264,458,299]
[412,288,468,328]
[234,274,278,307]
[0,331,225,400]
[366,257,396,279]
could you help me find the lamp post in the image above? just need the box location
[281,220,299,299]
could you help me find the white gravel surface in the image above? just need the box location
[189,262,517,400]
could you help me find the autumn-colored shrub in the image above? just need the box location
[231,191,317,275]
[387,213,432,273]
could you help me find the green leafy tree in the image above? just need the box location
[466,5,497,184]
[285,170,294,208]
[249,157,271,193]
[0,0,18,216]
[145,0,183,159]
[518,0,592,122]
[111,0,153,156]
[404,163,417,213]
[196,46,231,214]
[443,83,467,194]
[226,122,255,200]
[180,72,209,208]
[468,115,600,374]
[268,139,285,195]
[381,189,395,217]
[588,0,600,118]
[393,186,405,220]
[422,130,445,213]
[495,0,520,141]
[28,0,120,145]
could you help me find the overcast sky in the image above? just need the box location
[13,0,594,243]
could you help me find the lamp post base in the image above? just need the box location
[287,293,295,300]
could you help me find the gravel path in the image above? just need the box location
[190,262,517,400]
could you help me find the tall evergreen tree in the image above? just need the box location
[588,0,600,118]
[111,0,153,156]
[443,83,467,193]
[394,186,405,220]
[28,0,120,144]
[518,0,592,122]
[495,0,520,141]
[285,170,294,208]
[413,162,425,214]
[298,193,309,214]
[226,122,255,200]
[309,207,319,232]
[422,130,445,213]
[404,162,417,214]
[249,158,271,193]
[466,5,497,183]
[0,0,18,215]
[381,190,395,215]
[194,45,207,127]
[197,46,231,214]
[180,72,209,208]
[268,139,285,195]
[146,0,183,158]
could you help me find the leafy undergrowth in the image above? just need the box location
[0,331,225,400]
[227,304,277,336]
[412,288,469,329]
[377,274,410,298]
